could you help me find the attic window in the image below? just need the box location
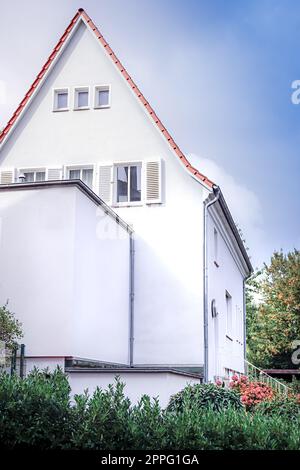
[94,85,110,108]
[74,87,89,110]
[53,88,69,111]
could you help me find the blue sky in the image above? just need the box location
[0,0,299,268]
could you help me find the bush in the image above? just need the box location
[167,383,243,413]
[255,396,300,421]
[0,369,300,450]
[230,375,274,410]
[0,367,72,449]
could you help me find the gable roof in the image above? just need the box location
[0,8,214,190]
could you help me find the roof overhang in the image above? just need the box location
[0,179,133,234]
[206,186,253,276]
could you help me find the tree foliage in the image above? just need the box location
[0,304,22,349]
[246,249,300,368]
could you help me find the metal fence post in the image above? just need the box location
[20,344,25,379]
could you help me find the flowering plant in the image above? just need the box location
[230,374,274,410]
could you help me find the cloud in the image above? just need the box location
[188,153,267,269]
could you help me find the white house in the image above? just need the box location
[0,9,252,406]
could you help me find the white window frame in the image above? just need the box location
[94,85,111,109]
[18,168,46,182]
[65,164,95,189]
[53,88,69,112]
[225,290,233,340]
[74,86,90,110]
[113,161,143,207]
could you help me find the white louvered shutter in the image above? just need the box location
[46,167,62,181]
[0,168,15,184]
[98,165,113,204]
[145,159,162,204]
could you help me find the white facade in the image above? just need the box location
[0,9,252,398]
[206,207,246,381]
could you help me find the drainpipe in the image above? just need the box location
[129,233,135,366]
[203,186,220,383]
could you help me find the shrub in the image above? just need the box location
[1,369,300,450]
[167,383,243,413]
[256,396,300,421]
[230,375,274,410]
[71,378,133,450]
[0,367,72,449]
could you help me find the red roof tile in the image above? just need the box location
[0,8,215,189]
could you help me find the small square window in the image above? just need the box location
[53,89,69,111]
[74,87,89,110]
[94,86,110,108]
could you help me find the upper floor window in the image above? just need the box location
[53,88,69,111]
[115,163,141,204]
[68,167,94,188]
[94,85,110,109]
[74,87,89,110]
[214,228,219,267]
[22,170,46,182]
[225,290,233,339]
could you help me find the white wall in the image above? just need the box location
[68,370,200,408]
[206,209,245,381]
[0,18,207,367]
[72,188,130,363]
[26,357,65,374]
[0,185,131,363]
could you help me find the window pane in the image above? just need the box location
[98,89,109,107]
[77,91,88,108]
[57,92,68,109]
[36,172,45,182]
[130,166,141,201]
[69,169,80,180]
[117,166,128,202]
[82,169,93,188]
[24,172,34,182]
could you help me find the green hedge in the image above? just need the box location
[167,383,243,413]
[0,368,300,450]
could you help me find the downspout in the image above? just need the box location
[203,185,220,383]
[129,232,135,366]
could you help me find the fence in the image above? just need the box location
[0,343,25,378]
[245,359,289,395]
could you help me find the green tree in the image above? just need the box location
[0,304,22,349]
[246,249,300,369]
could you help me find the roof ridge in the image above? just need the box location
[0,8,215,189]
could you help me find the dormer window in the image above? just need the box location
[74,87,89,110]
[94,85,110,108]
[53,88,69,111]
